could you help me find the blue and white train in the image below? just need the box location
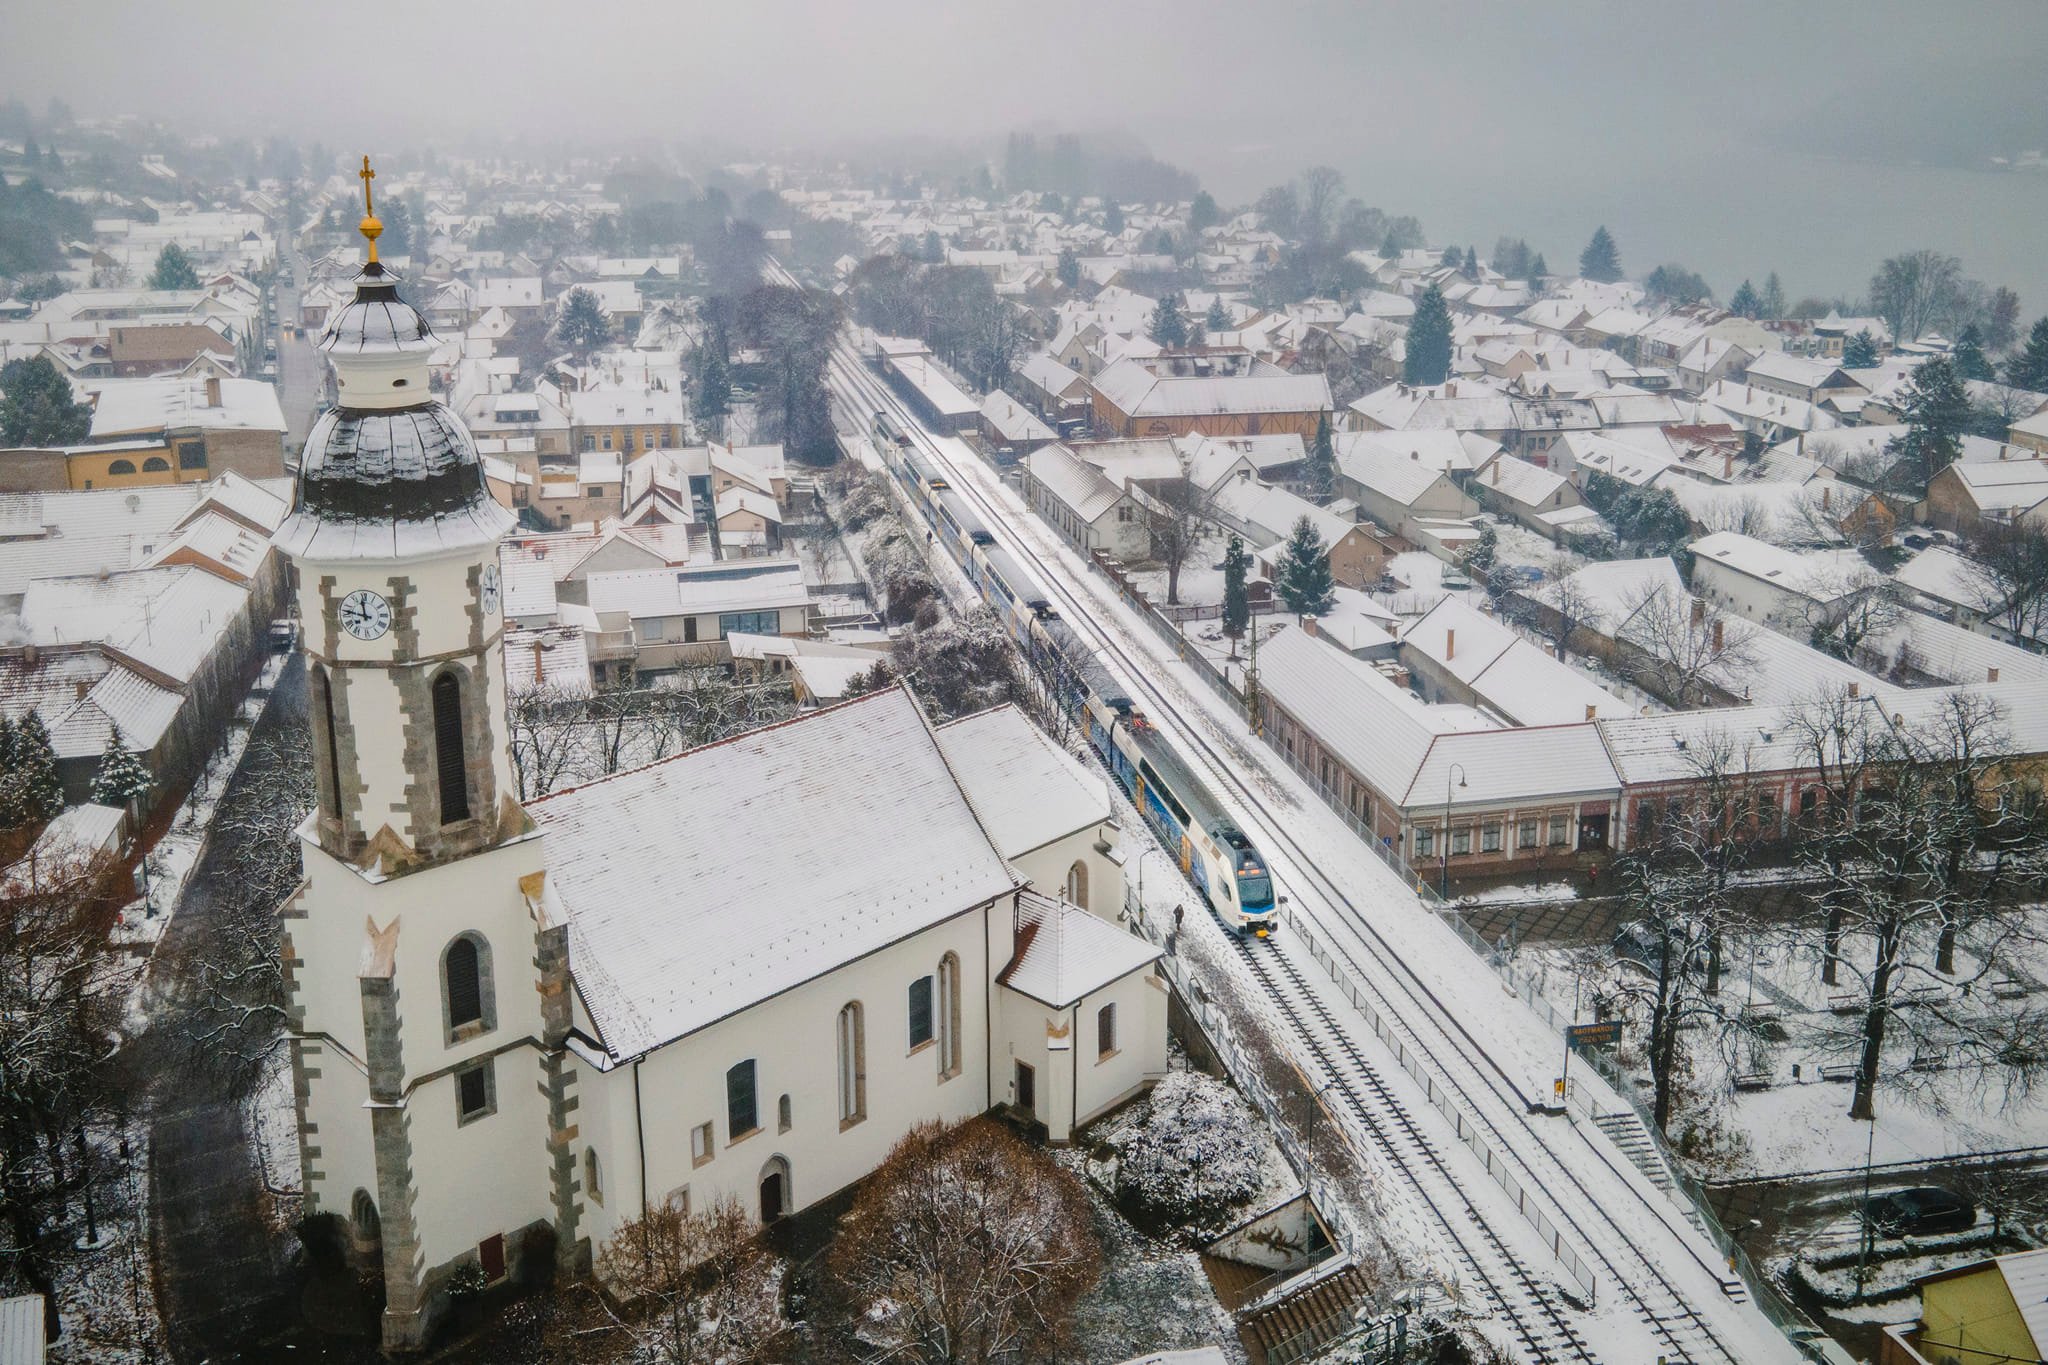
[872,410,1282,936]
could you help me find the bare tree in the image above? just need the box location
[0,848,138,1344]
[1610,733,1773,1136]
[1533,556,1601,664]
[1784,689,2048,1121]
[594,1196,794,1365]
[1868,251,1965,346]
[1145,466,1219,606]
[817,1119,1100,1365]
[1615,582,1763,709]
[1787,568,1907,663]
[1297,165,1346,244]
[177,700,314,1100]
[506,681,588,801]
[1964,520,2048,643]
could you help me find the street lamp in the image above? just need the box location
[1439,762,1468,899]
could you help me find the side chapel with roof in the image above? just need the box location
[281,165,1168,1349]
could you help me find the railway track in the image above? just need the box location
[1232,933,1596,1363]
[793,269,1787,1362]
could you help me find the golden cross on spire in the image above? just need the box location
[357,154,383,266]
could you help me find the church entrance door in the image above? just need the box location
[1015,1060,1036,1116]
[760,1171,786,1223]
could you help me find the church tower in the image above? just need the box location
[280,162,577,1350]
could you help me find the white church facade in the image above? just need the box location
[281,180,1168,1349]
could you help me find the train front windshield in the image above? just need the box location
[1238,871,1274,910]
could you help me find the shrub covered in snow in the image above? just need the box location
[1114,1071,1263,1227]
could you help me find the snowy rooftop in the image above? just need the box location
[536,687,1020,1060]
[88,375,287,437]
[935,704,1111,861]
[997,890,1159,1009]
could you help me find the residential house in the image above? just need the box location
[1924,459,2048,533]
[1334,439,1479,541]
[1019,443,1150,559]
[1089,352,1331,440]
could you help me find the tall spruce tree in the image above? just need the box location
[13,712,61,824]
[1205,297,1228,332]
[89,727,152,808]
[1760,271,1786,320]
[1148,292,1189,348]
[2009,317,2048,392]
[1951,325,1993,382]
[1222,535,1251,645]
[1526,252,1548,286]
[0,354,93,446]
[1277,515,1335,617]
[1056,248,1079,290]
[1729,279,1761,318]
[1404,283,1453,386]
[147,241,201,291]
[0,715,18,828]
[552,286,611,357]
[1893,355,1972,490]
[1305,412,1336,502]
[695,349,732,433]
[1843,329,1881,368]
[1578,226,1622,283]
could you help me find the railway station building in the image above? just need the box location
[281,224,1166,1349]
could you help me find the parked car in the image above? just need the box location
[1612,921,1705,977]
[1864,1186,1975,1238]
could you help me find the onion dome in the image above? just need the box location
[276,156,514,563]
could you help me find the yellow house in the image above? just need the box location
[1882,1247,2048,1365]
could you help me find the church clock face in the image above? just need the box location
[480,563,501,617]
[339,588,393,641]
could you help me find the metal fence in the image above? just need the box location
[1284,913,1600,1307]
[1442,913,1841,1352]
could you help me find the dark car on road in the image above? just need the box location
[1864,1186,1975,1237]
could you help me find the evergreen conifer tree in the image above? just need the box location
[1578,226,1622,283]
[1103,201,1124,235]
[12,712,61,824]
[1305,413,1336,502]
[1464,246,1479,276]
[1843,329,1881,368]
[1729,279,1761,318]
[1277,515,1335,617]
[1056,248,1079,290]
[1205,297,1228,332]
[0,715,18,829]
[1148,292,1189,348]
[147,242,201,291]
[696,349,732,432]
[89,727,152,809]
[552,287,611,357]
[2009,317,2048,393]
[0,354,93,446]
[1893,355,1972,490]
[1526,253,1547,286]
[1760,272,1786,319]
[1221,535,1250,645]
[1404,283,1453,386]
[1951,325,1993,382]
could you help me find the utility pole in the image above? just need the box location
[1242,612,1261,735]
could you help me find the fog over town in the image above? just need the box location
[4,5,2048,1364]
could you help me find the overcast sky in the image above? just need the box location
[10,1,2048,299]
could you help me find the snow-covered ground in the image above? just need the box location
[829,362,1805,1361]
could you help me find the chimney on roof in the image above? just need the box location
[1302,615,1318,637]
[1797,433,1806,455]
[1445,628,1455,659]
[1746,383,1753,401]
[1989,666,2000,684]
[1724,451,1734,479]
[1712,619,1724,652]
[1586,703,1597,720]
[1690,597,1706,626]
[1848,681,1860,698]
[204,375,222,408]
[532,639,545,683]
[1822,485,1832,511]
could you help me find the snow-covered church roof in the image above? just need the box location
[534,686,1021,1060]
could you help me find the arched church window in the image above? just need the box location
[442,932,495,1042]
[584,1148,602,1206]
[837,1002,865,1125]
[108,459,136,475]
[312,665,344,824]
[1065,859,1089,908]
[936,952,962,1079]
[432,670,470,823]
[143,456,170,472]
